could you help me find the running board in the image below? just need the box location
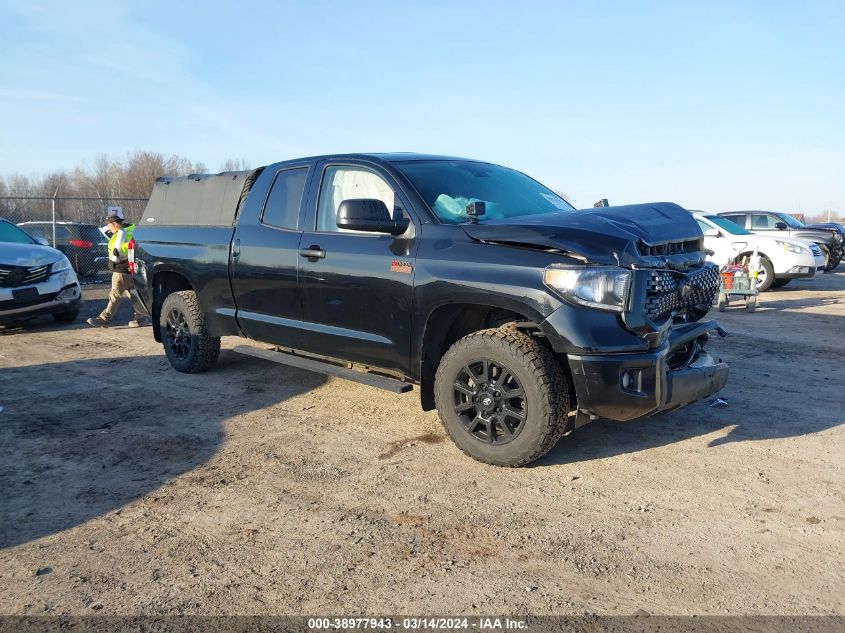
[232,345,413,394]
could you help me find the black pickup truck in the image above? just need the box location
[132,153,728,466]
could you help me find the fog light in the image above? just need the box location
[787,266,811,274]
[56,286,79,301]
[621,369,641,392]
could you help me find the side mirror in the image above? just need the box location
[35,237,50,246]
[775,221,788,230]
[336,199,410,236]
[704,228,720,238]
[593,198,609,208]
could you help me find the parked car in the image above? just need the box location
[132,154,728,467]
[804,221,845,262]
[693,213,825,290]
[0,218,83,324]
[16,221,108,277]
[717,211,842,271]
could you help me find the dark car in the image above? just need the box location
[805,221,845,260]
[16,221,108,277]
[717,211,842,271]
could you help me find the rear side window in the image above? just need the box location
[23,225,47,239]
[81,226,106,243]
[261,167,308,230]
[752,214,779,229]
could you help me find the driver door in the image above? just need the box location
[297,160,418,375]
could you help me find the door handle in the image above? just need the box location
[232,238,241,258]
[299,246,326,260]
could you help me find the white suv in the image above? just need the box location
[693,213,825,291]
[0,219,83,324]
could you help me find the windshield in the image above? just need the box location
[394,160,576,224]
[778,213,805,229]
[705,215,751,235]
[0,221,37,244]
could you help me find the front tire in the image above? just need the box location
[755,257,775,292]
[434,326,570,467]
[818,244,833,271]
[160,290,220,373]
[53,309,79,322]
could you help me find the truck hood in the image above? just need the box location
[788,227,838,244]
[0,242,64,267]
[460,202,706,270]
[803,223,843,238]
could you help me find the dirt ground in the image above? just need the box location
[0,272,843,616]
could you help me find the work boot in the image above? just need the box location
[86,317,110,327]
[127,317,150,328]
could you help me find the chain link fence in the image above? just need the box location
[1,196,148,284]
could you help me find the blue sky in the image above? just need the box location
[1,0,842,213]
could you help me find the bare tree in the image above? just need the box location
[553,190,573,204]
[1,151,242,224]
[220,158,251,172]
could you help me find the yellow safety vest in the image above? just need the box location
[107,224,135,259]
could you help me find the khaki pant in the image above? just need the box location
[99,273,144,323]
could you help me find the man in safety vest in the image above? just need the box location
[86,209,149,328]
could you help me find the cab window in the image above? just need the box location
[316,166,396,233]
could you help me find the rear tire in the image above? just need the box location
[53,309,79,322]
[160,290,220,373]
[434,326,570,467]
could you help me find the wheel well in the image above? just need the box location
[738,251,771,263]
[151,271,193,342]
[419,304,541,411]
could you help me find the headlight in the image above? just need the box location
[776,240,809,255]
[544,265,632,312]
[51,255,72,273]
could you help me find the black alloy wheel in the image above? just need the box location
[452,358,527,445]
[165,307,192,361]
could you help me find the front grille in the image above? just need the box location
[0,264,52,288]
[644,264,720,322]
[809,243,822,256]
[638,238,703,257]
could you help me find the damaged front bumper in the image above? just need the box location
[567,320,729,426]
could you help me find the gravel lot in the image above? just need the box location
[1,272,843,616]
